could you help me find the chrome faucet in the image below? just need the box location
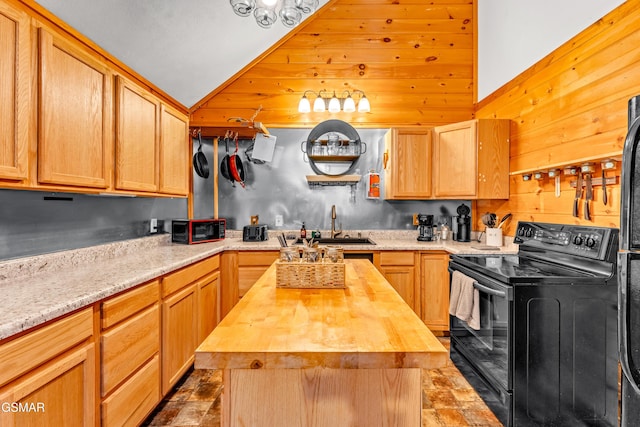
[331,204,342,238]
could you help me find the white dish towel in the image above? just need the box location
[449,270,480,330]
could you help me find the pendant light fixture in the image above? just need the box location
[298,90,371,113]
[230,0,319,29]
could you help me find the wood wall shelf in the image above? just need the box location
[306,175,361,187]
[509,153,622,176]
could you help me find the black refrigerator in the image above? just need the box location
[620,95,640,426]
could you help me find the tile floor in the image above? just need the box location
[142,338,502,427]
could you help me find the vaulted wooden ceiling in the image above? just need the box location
[190,0,475,134]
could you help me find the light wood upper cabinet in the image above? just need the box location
[159,104,189,196]
[115,76,160,193]
[433,119,510,199]
[383,128,432,200]
[38,27,113,189]
[0,2,29,182]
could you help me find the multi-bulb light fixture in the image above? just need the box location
[230,0,319,29]
[298,90,371,113]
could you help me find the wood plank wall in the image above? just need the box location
[190,0,475,130]
[474,1,640,234]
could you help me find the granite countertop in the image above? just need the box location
[0,230,517,341]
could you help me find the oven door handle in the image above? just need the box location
[447,267,508,298]
[473,282,507,298]
[448,267,507,298]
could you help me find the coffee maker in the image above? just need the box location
[455,204,471,242]
[417,214,435,241]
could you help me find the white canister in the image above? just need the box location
[486,228,503,247]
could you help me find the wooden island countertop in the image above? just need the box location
[196,259,447,370]
[195,259,447,427]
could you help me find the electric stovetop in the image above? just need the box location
[450,253,603,284]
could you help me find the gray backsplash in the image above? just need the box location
[0,189,186,261]
[208,127,470,232]
[0,126,469,261]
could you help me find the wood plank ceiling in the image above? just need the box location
[190,0,475,135]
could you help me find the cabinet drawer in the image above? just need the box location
[0,308,92,387]
[379,251,415,266]
[101,280,160,329]
[101,304,160,396]
[101,354,160,427]
[162,255,220,297]
[238,251,278,266]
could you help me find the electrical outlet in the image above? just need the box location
[275,215,283,226]
[412,214,419,226]
[150,218,158,233]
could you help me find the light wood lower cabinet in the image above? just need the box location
[0,309,95,427]
[221,251,278,317]
[100,280,160,426]
[162,283,198,395]
[161,255,220,395]
[377,251,419,314]
[101,354,160,427]
[420,252,450,332]
[238,251,279,297]
[197,271,220,345]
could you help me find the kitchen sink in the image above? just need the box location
[294,237,376,245]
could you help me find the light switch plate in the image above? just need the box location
[275,215,283,227]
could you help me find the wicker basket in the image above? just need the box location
[275,260,346,289]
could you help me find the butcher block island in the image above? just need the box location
[195,259,448,427]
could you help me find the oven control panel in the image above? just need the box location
[513,221,617,260]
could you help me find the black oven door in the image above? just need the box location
[449,262,513,393]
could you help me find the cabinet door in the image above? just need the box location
[38,28,113,189]
[0,2,29,182]
[420,253,450,331]
[238,251,279,297]
[159,104,189,195]
[433,120,477,197]
[383,128,432,199]
[0,343,95,427]
[380,266,416,312]
[115,76,159,192]
[197,271,220,345]
[162,284,197,394]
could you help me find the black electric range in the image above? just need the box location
[448,221,619,427]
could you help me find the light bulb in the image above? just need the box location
[357,95,370,113]
[328,92,341,113]
[298,96,311,113]
[343,95,356,113]
[313,96,325,112]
